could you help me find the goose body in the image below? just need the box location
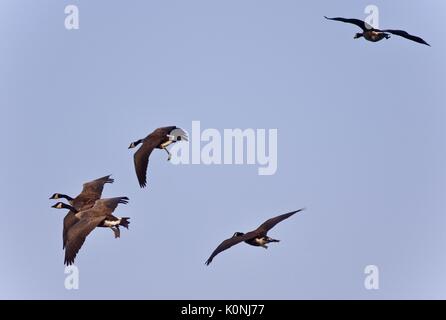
[362,30,390,42]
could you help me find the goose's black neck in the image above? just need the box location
[60,194,74,201]
[63,203,78,213]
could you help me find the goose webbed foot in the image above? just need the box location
[111,226,120,238]
[164,148,172,161]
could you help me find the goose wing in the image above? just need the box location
[80,175,114,197]
[148,126,178,139]
[90,197,129,216]
[63,211,79,249]
[324,16,371,31]
[380,29,430,46]
[72,175,114,210]
[64,216,105,265]
[255,209,304,236]
[205,232,257,265]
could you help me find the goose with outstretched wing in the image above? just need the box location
[52,197,130,265]
[129,126,188,188]
[205,209,305,265]
[324,16,430,46]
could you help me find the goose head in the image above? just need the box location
[51,202,78,212]
[128,139,143,149]
[49,193,61,200]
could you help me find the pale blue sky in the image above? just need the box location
[1,0,445,299]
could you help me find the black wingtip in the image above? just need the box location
[106,174,114,184]
[64,258,74,266]
[290,208,306,215]
[119,197,129,205]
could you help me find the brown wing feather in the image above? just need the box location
[64,216,105,265]
[205,232,257,265]
[80,175,114,197]
[63,211,79,249]
[133,139,158,188]
[71,175,114,210]
[147,126,177,140]
[133,126,178,188]
[90,197,129,216]
[255,209,304,236]
[380,29,430,46]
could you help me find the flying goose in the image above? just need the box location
[205,209,305,265]
[129,126,188,188]
[324,16,430,46]
[50,175,115,248]
[52,197,130,265]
